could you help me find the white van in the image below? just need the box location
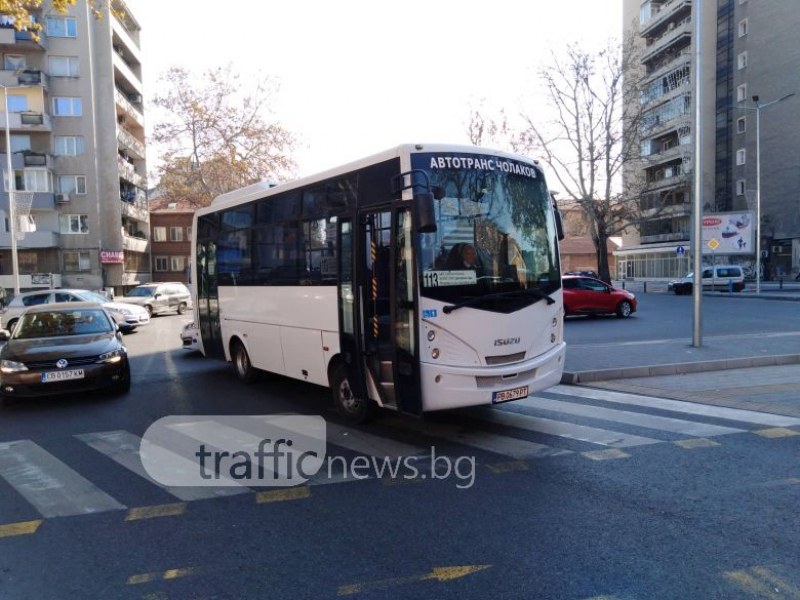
[668,265,745,295]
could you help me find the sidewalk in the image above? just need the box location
[561,288,800,417]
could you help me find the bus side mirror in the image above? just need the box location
[554,208,565,241]
[415,192,437,234]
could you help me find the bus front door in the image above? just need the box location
[196,238,225,360]
[345,208,422,416]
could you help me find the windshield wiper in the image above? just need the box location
[442,288,554,314]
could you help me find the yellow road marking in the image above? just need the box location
[674,438,721,449]
[255,486,310,504]
[125,502,186,521]
[486,461,529,474]
[754,427,800,439]
[582,449,630,461]
[724,566,800,600]
[382,475,425,486]
[0,519,42,539]
[127,567,195,585]
[338,564,491,596]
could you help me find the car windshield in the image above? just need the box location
[411,152,561,309]
[14,309,113,339]
[125,286,157,297]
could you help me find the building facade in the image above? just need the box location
[620,0,800,280]
[149,198,194,284]
[0,0,149,295]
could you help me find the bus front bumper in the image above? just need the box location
[419,342,566,412]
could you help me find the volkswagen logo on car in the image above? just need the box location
[56,359,69,369]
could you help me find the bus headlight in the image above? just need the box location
[427,330,436,342]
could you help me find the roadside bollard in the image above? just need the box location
[780,277,784,290]
[643,281,647,293]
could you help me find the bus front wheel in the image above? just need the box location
[330,363,375,423]
[232,339,260,384]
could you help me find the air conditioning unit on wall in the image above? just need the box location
[56,193,70,203]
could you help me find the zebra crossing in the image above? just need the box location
[1,386,799,523]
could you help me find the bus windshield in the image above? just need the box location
[413,152,561,307]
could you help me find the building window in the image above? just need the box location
[737,84,747,102]
[738,19,748,37]
[169,226,183,242]
[64,250,91,272]
[59,214,89,234]
[187,227,192,239]
[48,56,80,77]
[736,148,746,165]
[10,135,31,153]
[152,226,167,242]
[737,52,747,70]
[170,256,185,272]
[7,168,50,192]
[58,175,87,195]
[46,17,77,38]
[736,179,746,196]
[54,136,85,156]
[4,54,25,71]
[7,94,27,112]
[154,256,168,272]
[52,97,82,117]
[737,117,746,133]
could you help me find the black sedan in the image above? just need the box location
[0,302,130,401]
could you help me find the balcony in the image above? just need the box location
[0,111,52,132]
[0,26,48,51]
[646,173,689,192]
[640,231,690,244]
[112,52,143,95]
[120,197,149,222]
[643,144,689,167]
[641,0,692,37]
[0,229,58,248]
[114,89,144,129]
[122,233,149,253]
[17,69,48,89]
[117,156,146,188]
[641,18,692,64]
[117,126,145,160]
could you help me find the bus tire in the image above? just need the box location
[232,339,260,384]
[330,363,375,423]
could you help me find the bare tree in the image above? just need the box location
[152,65,297,207]
[469,39,647,283]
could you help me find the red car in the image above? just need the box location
[562,275,637,318]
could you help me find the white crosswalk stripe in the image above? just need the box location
[516,396,744,438]
[0,440,125,518]
[76,431,249,501]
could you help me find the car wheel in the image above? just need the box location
[177,302,187,315]
[330,362,375,423]
[616,301,633,318]
[144,305,153,317]
[231,339,260,384]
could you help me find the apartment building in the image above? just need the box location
[620,0,800,280]
[149,197,194,284]
[0,0,149,295]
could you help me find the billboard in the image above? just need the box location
[701,212,754,255]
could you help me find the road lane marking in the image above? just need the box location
[0,440,125,517]
[125,502,186,521]
[476,408,662,448]
[549,386,800,427]
[76,430,248,501]
[486,460,529,474]
[723,565,800,600]
[255,486,310,504]
[0,519,42,539]
[127,567,195,585]
[521,396,743,438]
[581,449,630,461]
[337,564,491,596]
[753,427,800,438]
[674,438,720,449]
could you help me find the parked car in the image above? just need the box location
[123,282,192,317]
[0,289,150,334]
[668,265,746,295]
[180,321,202,353]
[0,302,130,401]
[562,275,637,318]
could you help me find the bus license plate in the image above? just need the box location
[492,386,529,404]
[41,369,85,383]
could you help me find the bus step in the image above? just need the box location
[380,382,396,407]
[380,361,393,382]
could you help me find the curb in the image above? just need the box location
[561,353,800,384]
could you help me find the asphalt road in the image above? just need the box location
[1,312,799,599]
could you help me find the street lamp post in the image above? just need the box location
[1,83,21,295]
[737,92,795,295]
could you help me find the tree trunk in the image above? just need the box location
[594,231,612,283]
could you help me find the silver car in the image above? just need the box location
[0,289,150,333]
[122,282,192,317]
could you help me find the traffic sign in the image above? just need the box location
[707,238,720,251]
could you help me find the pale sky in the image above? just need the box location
[125,0,622,179]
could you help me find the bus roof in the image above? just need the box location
[200,143,541,216]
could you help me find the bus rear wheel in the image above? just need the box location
[232,339,260,384]
[330,363,375,423]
